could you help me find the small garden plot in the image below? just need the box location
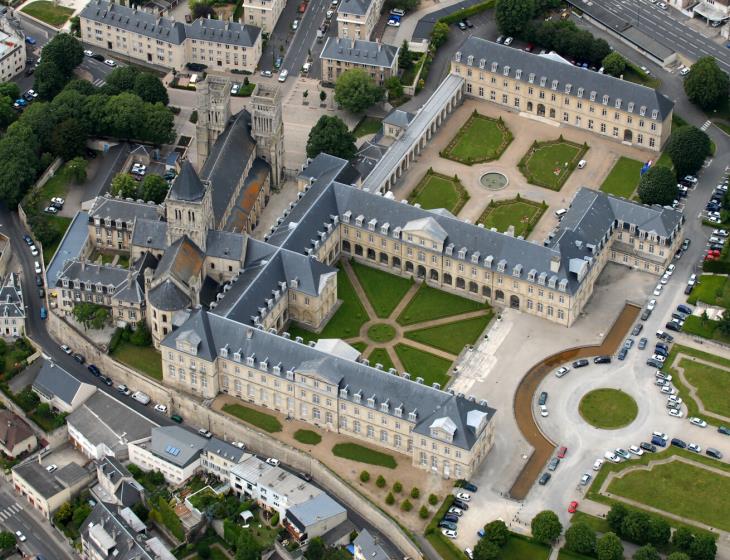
[477,197,546,238]
[519,137,588,191]
[407,170,469,215]
[441,112,513,164]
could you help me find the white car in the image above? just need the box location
[629,445,644,456]
[46,464,58,473]
[666,264,676,274]
[592,459,604,471]
[709,236,722,244]
[232,441,245,449]
[61,344,72,354]
[668,395,682,405]
[688,274,697,286]
[198,429,213,438]
[104,59,117,67]
[455,492,471,502]
[15,531,25,542]
[580,473,592,485]
[651,354,666,363]
[30,245,39,256]
[661,385,676,395]
[154,404,168,413]
[465,547,473,560]
[647,299,656,311]
[326,9,334,18]
[539,405,548,417]
[44,206,59,214]
[658,2,667,9]
[709,216,722,224]
[713,229,728,237]
[653,285,663,296]
[386,18,400,26]
[278,69,289,82]
[266,457,280,466]
[679,67,690,76]
[292,19,299,29]
[683,175,698,184]
[555,366,569,378]
[34,261,42,274]
[447,507,463,516]
[503,37,513,46]
[688,443,701,453]
[652,431,668,440]
[604,452,621,463]
[84,49,94,56]
[668,408,683,418]
[660,273,670,285]
[689,417,707,428]
[51,197,64,205]
[231,84,240,95]
[442,529,457,539]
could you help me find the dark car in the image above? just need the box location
[101,375,113,386]
[91,53,105,62]
[439,520,457,531]
[665,321,681,332]
[457,20,467,30]
[640,442,657,452]
[452,499,469,510]
[548,457,560,471]
[572,359,589,368]
[654,347,668,358]
[538,472,551,485]
[274,56,283,69]
[171,414,184,423]
[656,342,669,351]
[706,447,723,459]
[617,347,628,360]
[496,35,505,43]
[87,364,101,376]
[670,438,687,449]
[73,353,85,364]
[638,338,648,349]
[35,275,43,287]
[677,304,693,315]
[646,358,664,369]
[464,18,473,27]
[594,355,611,364]
[443,514,459,523]
[460,481,478,492]
[718,425,730,436]
[684,285,694,295]
[38,288,45,298]
[631,324,643,336]
[640,309,651,321]
[538,391,548,405]
[651,435,667,447]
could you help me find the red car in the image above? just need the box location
[525,43,534,52]
[557,446,568,459]
[568,501,579,513]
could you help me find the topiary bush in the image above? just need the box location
[401,499,413,512]
[376,475,386,488]
[360,470,370,483]
[428,494,438,505]
[410,487,420,499]
[385,492,395,505]
[393,481,403,493]
[419,506,429,519]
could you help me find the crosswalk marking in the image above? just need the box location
[0,503,23,521]
[92,78,106,88]
[700,120,711,131]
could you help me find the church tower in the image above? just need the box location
[195,75,232,164]
[165,162,214,250]
[251,83,284,188]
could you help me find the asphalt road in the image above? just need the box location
[599,0,730,72]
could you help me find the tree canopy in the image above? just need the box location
[684,57,730,111]
[565,522,596,556]
[111,174,139,199]
[134,72,170,105]
[496,0,536,36]
[473,537,501,560]
[665,125,711,178]
[596,532,624,560]
[0,531,15,550]
[140,174,170,204]
[531,510,562,544]
[52,118,87,161]
[306,115,357,160]
[73,303,109,329]
[482,520,509,547]
[431,21,450,49]
[638,166,677,206]
[633,545,660,560]
[335,69,383,113]
[602,52,626,77]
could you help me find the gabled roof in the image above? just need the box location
[33,360,91,407]
[89,196,161,223]
[383,109,415,129]
[338,0,372,16]
[148,279,190,311]
[0,410,34,451]
[286,493,346,530]
[402,217,448,242]
[321,37,399,69]
[186,17,260,48]
[169,161,206,202]
[153,235,204,284]
[0,273,24,319]
[131,219,168,251]
[354,529,391,560]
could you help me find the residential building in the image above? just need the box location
[80,0,262,74]
[81,500,175,560]
[94,456,145,507]
[0,410,37,458]
[0,18,26,82]
[241,0,285,33]
[284,493,347,542]
[0,273,25,338]
[128,425,246,485]
[32,360,96,414]
[353,529,391,560]
[452,36,674,151]
[692,0,729,23]
[320,37,399,86]
[336,0,384,40]
[67,390,158,460]
[12,460,94,518]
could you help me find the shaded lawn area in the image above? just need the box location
[655,151,674,170]
[405,314,492,355]
[394,344,451,387]
[624,63,661,89]
[500,535,551,560]
[351,261,412,318]
[351,341,368,352]
[687,274,730,307]
[42,216,72,264]
[222,403,282,433]
[600,157,643,198]
[111,341,162,380]
[570,511,610,533]
[682,315,730,344]
[368,347,395,371]
[680,358,730,418]
[608,459,730,532]
[478,199,545,237]
[332,443,397,468]
[294,429,322,445]
[521,140,586,191]
[287,268,368,342]
[21,1,73,26]
[352,117,383,138]
[397,284,487,325]
[407,171,469,215]
[557,550,594,560]
[442,113,512,164]
[39,162,75,202]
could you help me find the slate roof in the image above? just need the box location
[206,230,246,261]
[286,493,346,530]
[14,460,89,499]
[186,17,260,48]
[89,196,161,223]
[46,211,89,288]
[148,279,190,311]
[321,37,399,69]
[0,410,34,451]
[153,235,204,284]
[383,109,414,128]
[223,158,271,233]
[455,36,674,119]
[132,219,169,251]
[33,360,90,407]
[354,529,391,560]
[0,273,24,319]
[338,0,371,16]
[148,425,206,468]
[169,161,206,202]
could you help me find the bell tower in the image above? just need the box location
[251,83,284,188]
[196,74,232,164]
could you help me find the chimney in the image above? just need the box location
[550,255,560,273]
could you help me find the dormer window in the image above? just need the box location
[628,101,634,112]
[458,247,466,259]
[394,406,402,418]
[502,65,510,76]
[478,58,485,69]
[380,402,389,413]
[380,223,389,235]
[286,369,294,380]
[484,255,493,269]
[466,54,473,65]
[559,278,568,292]
[259,358,269,371]
[491,61,498,72]
[342,211,351,223]
[539,76,547,87]
[528,73,535,83]
[615,98,622,109]
[454,51,461,62]
[471,252,480,263]
[528,269,537,282]
[515,69,522,80]
[497,259,506,272]
[368,218,376,231]
[639,106,646,116]
[651,109,658,119]
[219,345,229,358]
[602,94,609,105]
[62,278,69,288]
[590,91,596,101]
[233,351,241,362]
[577,87,584,98]
[513,264,522,277]
[408,410,417,422]
[246,355,255,366]
[367,396,375,408]
[340,387,348,398]
[353,392,361,404]
[551,79,558,90]
[565,84,571,94]
[355,215,364,227]
[445,244,454,256]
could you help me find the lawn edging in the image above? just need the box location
[477,195,546,237]
[440,111,513,165]
[407,169,470,215]
[518,136,588,191]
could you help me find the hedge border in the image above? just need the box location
[518,136,589,191]
[407,169,470,215]
[476,195,547,237]
[440,111,513,165]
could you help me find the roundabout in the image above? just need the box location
[579,388,639,430]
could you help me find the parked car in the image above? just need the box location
[629,445,644,456]
[638,337,648,349]
[593,459,604,471]
[557,446,568,458]
[718,425,730,436]
[104,59,117,67]
[154,404,168,413]
[631,324,643,336]
[455,492,471,502]
[539,405,549,417]
[87,364,101,377]
[580,473,592,485]
[61,344,72,354]
[670,438,687,449]
[651,435,667,447]
[594,355,611,364]
[73,353,85,364]
[266,457,280,466]
[688,443,701,453]
[706,447,723,459]
[572,359,589,368]
[689,417,707,427]
[278,69,289,82]
[538,472,551,485]
[442,515,459,524]
[503,37,513,45]
[538,391,548,405]
[198,429,213,439]
[441,529,457,539]
[640,442,657,452]
[555,366,569,377]
[548,457,560,471]
[15,531,26,542]
[568,501,579,513]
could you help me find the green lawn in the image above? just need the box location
[624,62,661,89]
[557,550,595,560]
[520,139,587,191]
[397,284,487,326]
[367,324,396,342]
[687,274,730,307]
[111,342,162,380]
[368,347,395,371]
[682,315,730,344]
[332,443,397,468]
[39,163,75,202]
[352,117,383,138]
[394,344,451,387]
[407,171,469,215]
[351,341,368,353]
[222,403,283,433]
[405,314,492,355]
[442,113,513,164]
[655,151,674,170]
[681,359,730,418]
[500,535,551,560]
[608,459,730,532]
[42,216,71,264]
[477,199,546,237]
[351,261,412,318]
[578,388,638,429]
[570,511,610,534]
[288,268,368,342]
[294,429,322,445]
[600,157,644,198]
[21,1,73,26]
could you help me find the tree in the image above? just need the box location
[667,554,690,560]
[621,510,651,545]
[564,522,596,555]
[418,505,429,518]
[320,90,327,102]
[52,118,87,160]
[602,52,627,77]
[385,492,395,505]
[306,115,357,160]
[236,530,262,560]
[633,545,660,560]
[90,307,109,329]
[64,79,96,96]
[67,157,88,183]
[0,82,20,100]
[104,92,145,140]
[0,531,15,550]
[105,66,142,94]
[689,533,717,560]
[0,121,41,207]
[410,487,420,499]
[42,33,83,77]
[70,15,81,36]
[718,312,730,336]
[51,89,88,123]
[334,69,383,113]
[431,21,450,49]
[54,501,73,525]
[134,72,169,105]
[376,475,386,488]
[140,174,169,203]
[393,481,403,493]
[304,537,326,560]
[399,40,414,70]
[34,61,67,100]
[111,173,139,199]
[191,1,215,19]
[72,503,92,528]
[684,57,730,111]
[596,532,624,560]
[0,96,15,130]
[473,538,501,560]
[646,516,670,547]
[531,510,562,544]
[483,520,509,547]
[665,126,711,178]
[142,102,176,145]
[495,0,536,36]
[385,76,404,100]
[360,470,370,482]
[638,166,677,206]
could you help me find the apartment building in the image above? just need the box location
[0,21,26,82]
[336,0,384,40]
[241,0,284,33]
[80,0,262,73]
[13,460,93,519]
[0,273,25,338]
[452,37,674,151]
[320,37,399,86]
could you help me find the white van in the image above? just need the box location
[132,391,151,405]
[555,208,567,219]
[190,73,199,84]
[302,62,311,74]
[577,159,587,169]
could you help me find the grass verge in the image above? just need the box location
[332,443,397,468]
[404,314,492,355]
[394,344,451,387]
[294,429,322,445]
[397,283,487,325]
[599,157,643,198]
[111,341,162,380]
[222,403,283,433]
